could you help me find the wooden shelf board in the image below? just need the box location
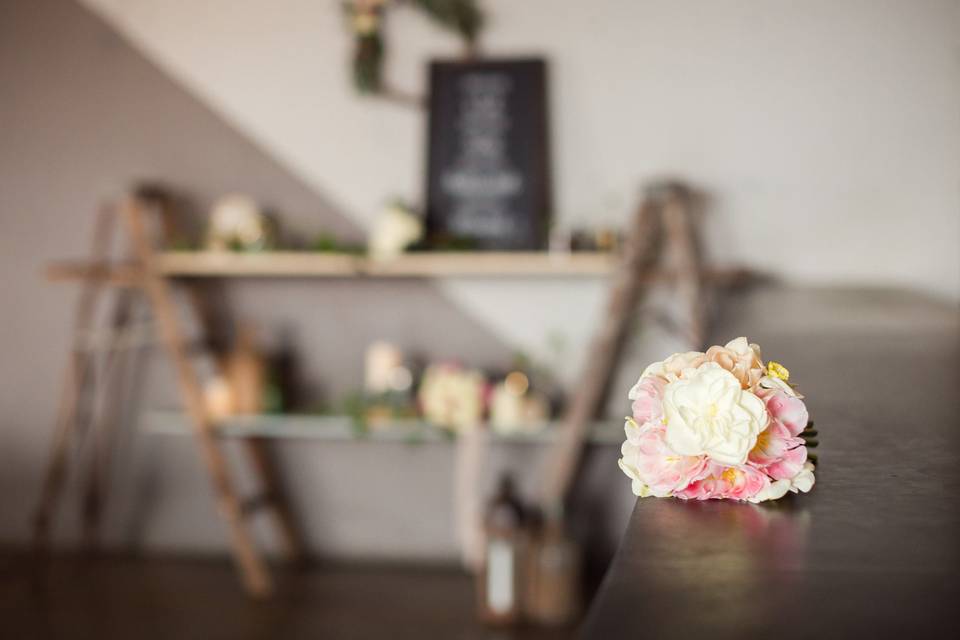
[156,251,361,276]
[47,254,751,286]
[154,251,617,278]
[143,410,623,445]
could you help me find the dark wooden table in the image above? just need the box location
[583,294,960,638]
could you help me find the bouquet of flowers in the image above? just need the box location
[618,338,816,503]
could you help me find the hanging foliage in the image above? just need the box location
[343,0,483,98]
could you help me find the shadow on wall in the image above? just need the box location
[0,0,515,547]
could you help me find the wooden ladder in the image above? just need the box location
[541,181,708,512]
[33,195,302,597]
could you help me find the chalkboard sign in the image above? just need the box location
[425,59,551,250]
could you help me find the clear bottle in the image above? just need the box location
[477,474,526,626]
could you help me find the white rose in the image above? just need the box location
[662,362,769,465]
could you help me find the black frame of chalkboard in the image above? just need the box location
[424,58,552,251]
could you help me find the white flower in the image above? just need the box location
[631,479,653,497]
[418,365,485,432]
[748,478,791,503]
[617,458,653,498]
[759,375,803,398]
[207,194,269,251]
[747,462,816,502]
[369,203,423,260]
[638,359,666,383]
[662,362,769,465]
[789,461,816,493]
[638,351,707,385]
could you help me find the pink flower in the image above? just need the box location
[765,391,809,436]
[676,461,769,501]
[619,420,706,497]
[748,420,804,467]
[704,337,764,389]
[765,444,808,481]
[628,376,666,425]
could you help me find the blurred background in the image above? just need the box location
[1,0,957,638]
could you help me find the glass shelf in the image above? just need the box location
[143,410,623,445]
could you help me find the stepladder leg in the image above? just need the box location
[34,205,116,550]
[179,279,304,565]
[80,288,139,551]
[540,198,663,511]
[120,196,274,597]
[243,439,305,563]
[208,447,274,598]
[34,351,87,549]
[177,283,305,562]
[660,187,706,348]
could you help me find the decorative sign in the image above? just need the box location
[426,59,551,250]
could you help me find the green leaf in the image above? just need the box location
[411,0,484,42]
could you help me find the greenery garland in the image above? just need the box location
[343,0,483,97]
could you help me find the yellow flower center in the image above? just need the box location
[752,430,770,453]
[767,361,790,381]
[721,467,741,484]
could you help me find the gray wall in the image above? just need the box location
[0,0,533,558]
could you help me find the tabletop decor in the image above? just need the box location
[368,201,423,260]
[618,337,816,503]
[426,59,550,251]
[418,363,487,432]
[205,193,275,252]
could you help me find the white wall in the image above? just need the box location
[80,0,960,303]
